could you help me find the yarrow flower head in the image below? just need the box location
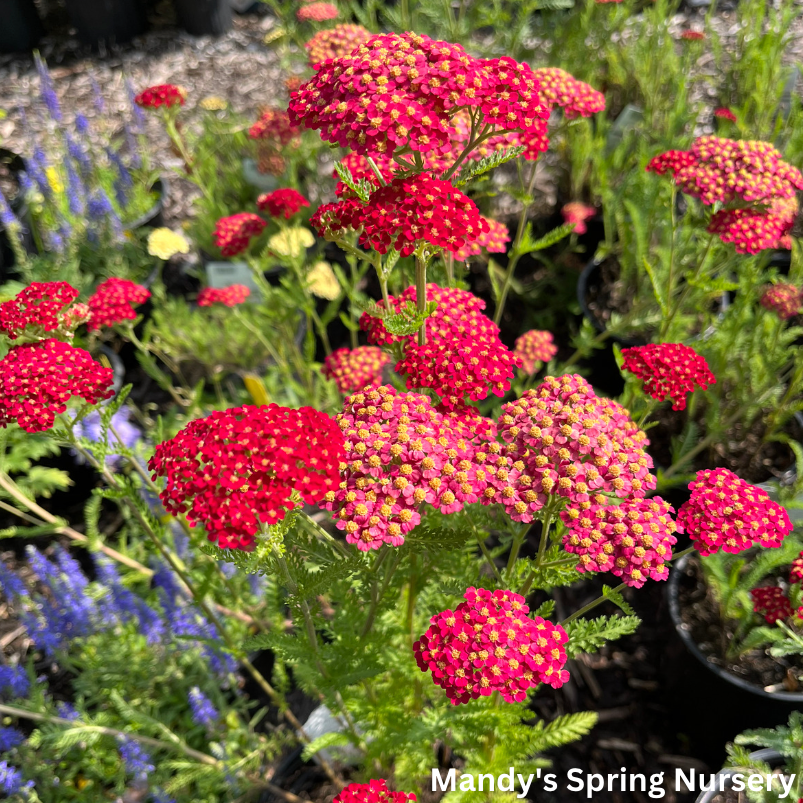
[561,202,596,234]
[514,330,558,374]
[0,282,79,340]
[306,261,340,299]
[621,343,715,410]
[213,213,267,257]
[680,30,705,40]
[248,108,300,144]
[361,284,520,408]
[751,586,793,624]
[531,68,605,119]
[0,340,114,432]
[297,2,338,21]
[334,780,416,803]
[452,217,510,262]
[714,107,737,122]
[677,467,793,555]
[322,346,391,394]
[197,285,251,307]
[147,228,190,260]
[561,496,678,587]
[305,23,371,66]
[289,31,549,160]
[790,551,803,584]
[413,587,570,704]
[256,188,310,219]
[320,385,496,550]
[646,136,803,206]
[760,283,802,320]
[134,84,186,109]
[313,174,487,257]
[497,375,657,517]
[87,278,151,331]
[708,197,797,254]
[149,405,344,550]
[268,226,315,257]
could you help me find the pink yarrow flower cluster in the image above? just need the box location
[497,374,656,517]
[514,330,558,374]
[360,284,520,409]
[213,213,267,257]
[751,586,794,624]
[561,202,596,234]
[452,217,510,262]
[677,467,793,555]
[296,2,338,21]
[708,197,798,255]
[413,587,570,705]
[322,346,391,394]
[197,285,251,307]
[621,343,715,411]
[257,188,310,219]
[334,781,415,803]
[305,24,371,67]
[714,107,737,122]
[561,496,678,587]
[790,551,803,584]
[288,31,550,161]
[532,68,605,119]
[0,281,79,339]
[149,405,345,551]
[760,283,802,320]
[87,278,151,332]
[311,174,488,257]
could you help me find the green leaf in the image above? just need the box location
[529,711,598,751]
[533,600,556,619]
[451,146,526,187]
[602,585,636,616]
[334,161,370,203]
[517,223,575,255]
[564,615,641,658]
[642,257,668,317]
[383,300,438,337]
[301,731,350,761]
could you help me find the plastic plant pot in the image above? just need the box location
[62,0,146,47]
[124,177,169,232]
[0,0,44,53]
[174,0,232,35]
[694,750,783,803]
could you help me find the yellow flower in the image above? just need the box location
[200,95,228,111]
[306,261,340,300]
[268,227,315,258]
[147,227,191,260]
[45,167,63,194]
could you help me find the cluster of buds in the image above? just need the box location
[676,467,793,555]
[621,343,715,411]
[87,278,151,331]
[413,587,570,704]
[197,285,251,307]
[322,346,391,394]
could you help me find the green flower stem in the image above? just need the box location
[415,251,428,345]
[0,703,219,766]
[471,521,503,584]
[361,548,403,637]
[505,526,527,582]
[560,546,695,626]
[635,398,659,429]
[561,329,611,372]
[518,499,561,595]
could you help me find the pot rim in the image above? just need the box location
[124,176,169,231]
[667,553,803,702]
[694,749,784,803]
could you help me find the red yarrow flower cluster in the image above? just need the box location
[532,68,605,119]
[677,467,793,555]
[149,405,344,551]
[680,30,705,40]
[562,202,596,234]
[361,284,520,408]
[621,343,715,411]
[452,217,510,262]
[0,339,114,432]
[312,174,488,257]
[87,278,151,332]
[197,285,251,307]
[514,330,558,374]
[305,24,371,67]
[561,496,678,587]
[760,283,802,320]
[497,374,656,516]
[413,587,570,705]
[708,197,797,254]
[751,587,794,624]
[297,2,338,21]
[646,136,803,206]
[257,188,310,219]
[134,84,186,109]
[715,107,737,122]
[248,108,300,144]
[322,346,391,394]
[213,213,267,257]
[334,781,415,803]
[790,551,803,584]
[288,31,549,160]
[0,282,79,339]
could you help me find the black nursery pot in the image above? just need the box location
[63,0,146,46]
[0,0,44,53]
[174,0,232,35]
[125,177,169,232]
[665,554,803,764]
[0,149,37,281]
[694,750,783,803]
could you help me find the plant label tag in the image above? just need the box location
[205,261,262,302]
